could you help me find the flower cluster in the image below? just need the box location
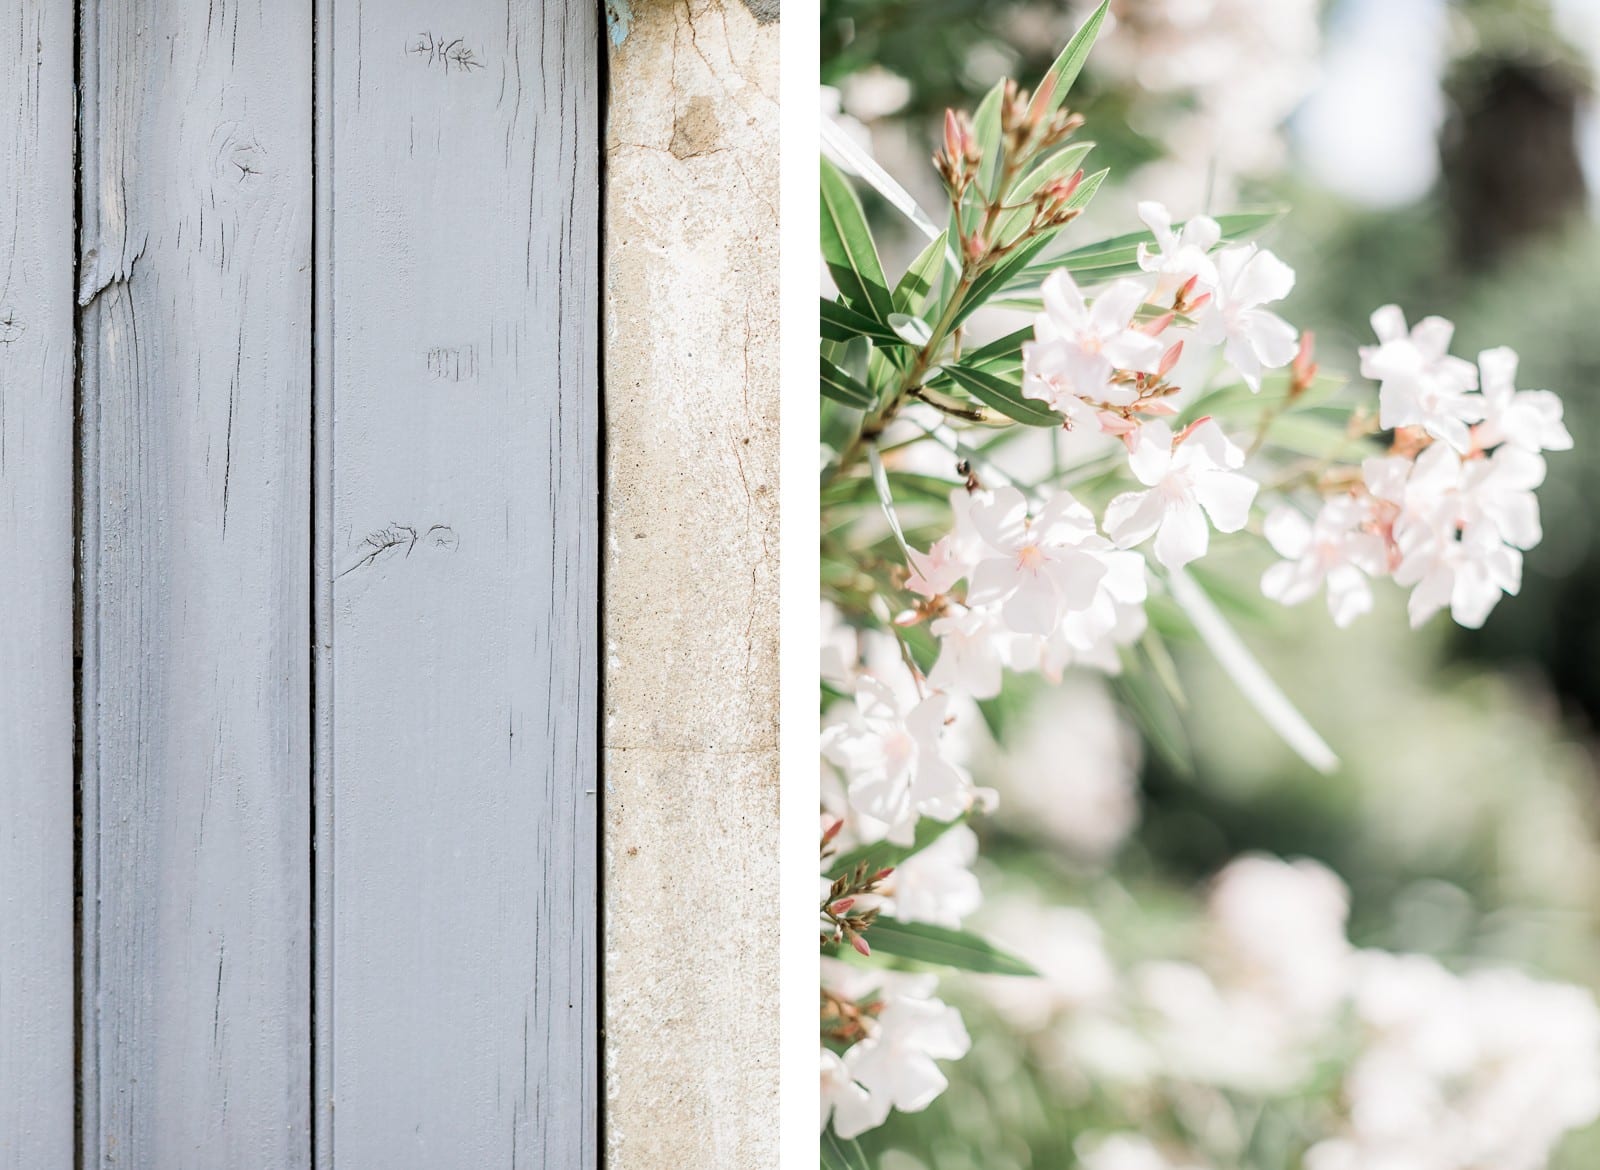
[819,7,1579,1151]
[983,856,1600,1170]
[1263,310,1571,629]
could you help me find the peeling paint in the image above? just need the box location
[606,0,633,46]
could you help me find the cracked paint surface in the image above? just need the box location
[603,1,779,1165]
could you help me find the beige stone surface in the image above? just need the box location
[603,1,779,1165]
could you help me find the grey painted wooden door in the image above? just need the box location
[0,3,599,1166]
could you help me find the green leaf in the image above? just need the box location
[1112,652,1195,777]
[821,297,904,347]
[940,363,1062,428]
[970,79,1007,202]
[822,1129,872,1170]
[862,918,1038,977]
[963,327,1033,366]
[821,158,896,326]
[1040,0,1110,112]
[994,142,1096,246]
[821,355,876,410]
[954,168,1107,328]
[893,231,952,319]
[888,313,933,348]
[827,814,970,880]
[1006,207,1289,290]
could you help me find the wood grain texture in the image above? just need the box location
[0,5,77,1165]
[78,2,313,1164]
[318,2,599,1165]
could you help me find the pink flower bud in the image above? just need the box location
[1140,311,1175,337]
[1027,73,1058,126]
[830,898,855,914]
[1158,340,1184,377]
[851,933,872,958]
[873,867,895,883]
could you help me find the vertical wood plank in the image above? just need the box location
[318,2,599,1163]
[0,4,77,1165]
[78,1,313,1164]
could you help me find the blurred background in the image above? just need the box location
[824,0,1600,1165]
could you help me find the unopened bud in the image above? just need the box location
[873,867,895,883]
[1158,340,1184,377]
[1174,415,1212,446]
[822,818,845,844]
[963,233,988,264]
[1140,311,1175,337]
[1291,331,1318,397]
[850,932,872,958]
[831,898,855,914]
[1027,73,1058,126]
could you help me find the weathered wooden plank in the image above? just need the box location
[78,2,313,1164]
[0,4,77,1165]
[318,2,598,1165]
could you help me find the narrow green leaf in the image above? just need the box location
[821,158,896,325]
[888,313,933,348]
[954,168,1107,328]
[994,142,1095,246]
[821,355,876,410]
[964,327,1034,365]
[822,1129,872,1170]
[863,918,1038,977]
[941,363,1061,428]
[821,298,904,347]
[893,231,951,319]
[971,79,1006,202]
[827,814,970,880]
[1006,208,1290,291]
[1040,0,1110,111]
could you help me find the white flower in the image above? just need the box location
[820,1047,883,1138]
[1322,953,1600,1170]
[907,489,985,598]
[1079,1133,1212,1170]
[878,824,982,929]
[981,900,1119,1031]
[1376,444,1537,630]
[927,603,1010,700]
[1194,244,1298,390]
[821,677,972,845]
[967,487,1109,636]
[1475,346,1571,455]
[1023,271,1165,414]
[1207,855,1351,1025]
[1397,519,1523,630]
[843,975,971,1126]
[1137,201,1221,295]
[1104,419,1258,569]
[1260,496,1388,627]
[1043,547,1151,674]
[1359,306,1482,452]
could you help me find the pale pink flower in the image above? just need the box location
[1475,346,1571,455]
[821,677,972,844]
[1103,420,1258,569]
[1359,306,1482,452]
[1137,200,1221,296]
[966,487,1109,636]
[843,975,971,1121]
[1260,496,1387,627]
[1194,245,1298,390]
[1023,271,1166,414]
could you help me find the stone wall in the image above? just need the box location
[603,1,780,1164]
